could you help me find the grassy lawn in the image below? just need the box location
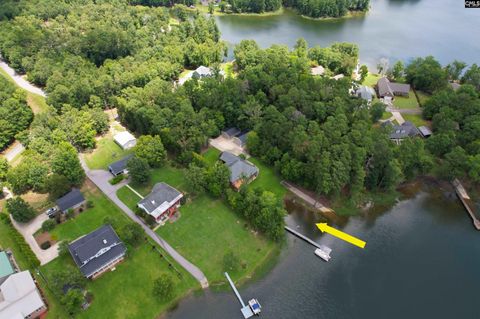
[248,157,286,199]
[26,93,49,114]
[50,182,131,242]
[131,165,188,197]
[363,73,381,87]
[156,194,277,284]
[42,180,198,318]
[84,135,132,170]
[402,114,429,127]
[416,90,431,106]
[381,111,393,120]
[221,62,236,78]
[203,147,221,166]
[393,90,419,109]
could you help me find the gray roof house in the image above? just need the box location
[356,86,376,102]
[221,127,241,139]
[386,121,420,144]
[68,225,126,279]
[56,189,86,213]
[138,183,183,223]
[108,155,133,176]
[377,77,410,98]
[220,152,259,190]
[233,131,250,147]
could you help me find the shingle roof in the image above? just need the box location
[222,127,241,138]
[56,189,85,212]
[108,155,133,175]
[220,152,259,183]
[193,66,212,77]
[389,82,410,95]
[418,126,432,137]
[377,77,394,97]
[68,225,126,278]
[138,183,182,214]
[236,132,249,145]
[389,121,419,139]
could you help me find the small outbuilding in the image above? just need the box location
[56,189,86,214]
[220,152,259,190]
[418,126,432,138]
[113,131,137,150]
[108,155,133,176]
[138,183,183,224]
[310,66,325,76]
[221,127,241,139]
[68,225,127,279]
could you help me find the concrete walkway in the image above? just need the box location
[391,111,405,124]
[10,214,59,265]
[281,181,333,214]
[79,156,209,288]
[0,57,46,97]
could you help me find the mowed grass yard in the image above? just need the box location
[393,90,419,109]
[42,180,198,319]
[84,135,132,170]
[117,150,282,284]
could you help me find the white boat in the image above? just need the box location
[248,298,261,315]
[314,246,332,262]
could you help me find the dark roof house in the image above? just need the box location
[138,183,183,223]
[56,189,86,213]
[220,152,259,189]
[377,77,410,98]
[386,121,420,143]
[68,225,126,279]
[418,126,432,138]
[221,127,241,139]
[108,155,133,176]
[233,131,250,147]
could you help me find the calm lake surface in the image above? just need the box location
[166,186,480,319]
[217,0,480,67]
[165,2,480,318]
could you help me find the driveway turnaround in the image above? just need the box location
[80,156,209,288]
[0,57,46,97]
[10,214,59,265]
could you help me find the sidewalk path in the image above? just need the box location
[0,58,46,97]
[281,181,334,214]
[79,156,209,288]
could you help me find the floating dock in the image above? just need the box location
[452,179,480,230]
[285,226,322,249]
[224,272,256,319]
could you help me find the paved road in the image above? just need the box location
[79,156,209,288]
[10,213,59,265]
[0,57,46,97]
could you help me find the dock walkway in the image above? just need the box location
[452,179,480,230]
[281,181,333,213]
[285,226,322,249]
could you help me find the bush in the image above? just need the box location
[86,200,94,208]
[0,213,40,268]
[40,241,51,250]
[6,197,36,223]
[41,219,56,232]
[152,275,175,300]
[120,223,144,247]
[109,174,125,185]
[223,251,240,273]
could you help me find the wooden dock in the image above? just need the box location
[224,272,255,319]
[452,179,480,230]
[284,226,322,249]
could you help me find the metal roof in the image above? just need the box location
[113,131,136,147]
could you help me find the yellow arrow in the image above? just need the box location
[316,223,366,249]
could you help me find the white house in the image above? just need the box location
[0,271,47,319]
[113,131,136,150]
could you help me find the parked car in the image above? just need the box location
[45,207,58,218]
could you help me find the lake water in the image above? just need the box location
[166,184,480,319]
[216,0,480,67]
[165,2,480,318]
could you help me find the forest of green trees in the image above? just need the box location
[0,0,479,221]
[283,0,369,18]
[0,76,33,151]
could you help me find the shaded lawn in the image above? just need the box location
[416,90,431,106]
[381,111,393,120]
[203,147,221,166]
[156,194,277,284]
[402,114,429,127]
[84,136,132,170]
[50,182,131,242]
[41,244,198,319]
[393,90,419,109]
